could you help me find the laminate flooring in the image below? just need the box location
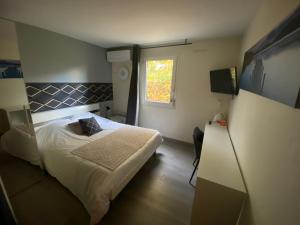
[0,138,196,225]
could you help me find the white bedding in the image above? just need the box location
[35,112,162,224]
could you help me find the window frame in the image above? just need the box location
[144,56,177,108]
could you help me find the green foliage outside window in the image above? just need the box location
[146,59,174,103]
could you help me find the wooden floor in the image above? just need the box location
[0,139,196,225]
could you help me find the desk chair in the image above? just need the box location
[189,127,204,185]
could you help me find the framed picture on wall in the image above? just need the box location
[0,60,23,79]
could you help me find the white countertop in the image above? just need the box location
[197,123,246,193]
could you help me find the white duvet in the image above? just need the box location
[35,113,162,224]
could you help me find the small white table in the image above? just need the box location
[190,123,247,225]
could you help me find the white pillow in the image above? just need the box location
[0,125,41,167]
[70,112,94,120]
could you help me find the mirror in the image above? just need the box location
[0,17,100,225]
[0,18,40,225]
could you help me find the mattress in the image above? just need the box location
[34,112,162,224]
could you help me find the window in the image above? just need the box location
[145,57,176,107]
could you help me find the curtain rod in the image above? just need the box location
[141,39,192,49]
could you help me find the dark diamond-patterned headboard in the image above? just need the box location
[26,83,113,113]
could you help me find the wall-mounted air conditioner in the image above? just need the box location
[106,49,131,62]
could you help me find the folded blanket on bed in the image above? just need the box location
[72,126,157,171]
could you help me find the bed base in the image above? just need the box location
[111,148,157,200]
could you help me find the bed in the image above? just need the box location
[2,112,162,224]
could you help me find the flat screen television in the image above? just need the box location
[210,67,237,95]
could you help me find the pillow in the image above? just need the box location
[79,117,102,136]
[67,122,83,135]
[0,125,41,167]
[71,112,94,120]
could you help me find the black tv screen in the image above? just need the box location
[210,68,236,94]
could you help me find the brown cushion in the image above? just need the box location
[68,122,83,135]
[79,117,102,136]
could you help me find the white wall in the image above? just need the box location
[0,79,28,109]
[139,37,241,143]
[0,19,28,109]
[112,61,132,115]
[0,19,20,60]
[16,23,111,83]
[228,1,300,225]
[241,0,300,57]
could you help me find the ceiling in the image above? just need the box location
[0,0,261,48]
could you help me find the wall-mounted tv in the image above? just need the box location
[210,67,237,95]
